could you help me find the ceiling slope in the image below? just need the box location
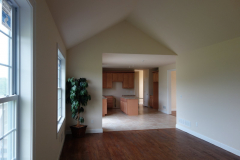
[127,0,240,54]
[46,0,138,49]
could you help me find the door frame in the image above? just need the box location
[167,69,176,114]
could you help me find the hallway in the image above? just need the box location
[102,105,176,132]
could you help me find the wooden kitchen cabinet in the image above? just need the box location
[153,72,158,82]
[118,73,124,82]
[104,96,116,108]
[149,95,153,107]
[103,73,107,88]
[123,73,129,88]
[120,97,138,115]
[103,72,134,89]
[112,73,118,82]
[113,73,124,82]
[123,73,134,89]
[152,71,159,109]
[128,73,134,88]
[107,73,113,88]
[103,73,113,88]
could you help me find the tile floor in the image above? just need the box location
[102,104,176,132]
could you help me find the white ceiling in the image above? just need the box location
[46,0,240,54]
[46,0,138,49]
[127,0,240,54]
[102,53,176,69]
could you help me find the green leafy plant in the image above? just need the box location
[66,77,91,127]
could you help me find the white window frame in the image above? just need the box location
[57,45,66,133]
[0,1,18,159]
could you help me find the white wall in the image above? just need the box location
[103,82,135,108]
[67,20,176,132]
[171,71,176,111]
[177,36,240,155]
[158,64,176,113]
[35,0,67,159]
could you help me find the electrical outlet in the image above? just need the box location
[91,120,94,124]
[196,122,198,127]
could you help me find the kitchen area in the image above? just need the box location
[102,71,139,117]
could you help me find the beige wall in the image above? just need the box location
[171,71,176,111]
[35,0,66,159]
[177,37,240,153]
[158,64,176,113]
[139,70,143,104]
[67,21,176,131]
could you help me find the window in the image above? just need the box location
[0,0,17,159]
[57,58,62,122]
[57,48,65,133]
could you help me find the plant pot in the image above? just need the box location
[70,125,87,138]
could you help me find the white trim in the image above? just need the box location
[66,129,103,135]
[0,95,18,103]
[176,124,240,157]
[167,69,176,114]
[171,109,176,111]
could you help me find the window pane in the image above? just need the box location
[58,89,62,120]
[3,101,15,135]
[0,0,12,37]
[0,32,12,65]
[0,65,11,97]
[0,103,3,138]
[0,131,16,160]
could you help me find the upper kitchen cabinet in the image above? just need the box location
[123,73,134,89]
[107,73,113,88]
[112,73,118,82]
[103,72,107,88]
[153,71,158,82]
[103,72,113,88]
[103,72,134,89]
[112,73,124,82]
[128,73,134,88]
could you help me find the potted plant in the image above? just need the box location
[66,77,91,138]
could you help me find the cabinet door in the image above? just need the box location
[128,73,134,88]
[112,73,118,82]
[107,73,113,88]
[123,73,129,88]
[153,72,158,82]
[118,73,124,82]
[103,73,107,88]
[123,102,127,114]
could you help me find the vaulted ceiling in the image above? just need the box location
[46,0,240,54]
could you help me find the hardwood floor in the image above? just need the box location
[60,129,240,160]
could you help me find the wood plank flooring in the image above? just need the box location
[60,129,240,160]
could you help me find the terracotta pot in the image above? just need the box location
[70,125,87,138]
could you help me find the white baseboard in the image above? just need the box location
[86,129,103,133]
[65,128,103,135]
[159,108,167,114]
[176,124,240,157]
